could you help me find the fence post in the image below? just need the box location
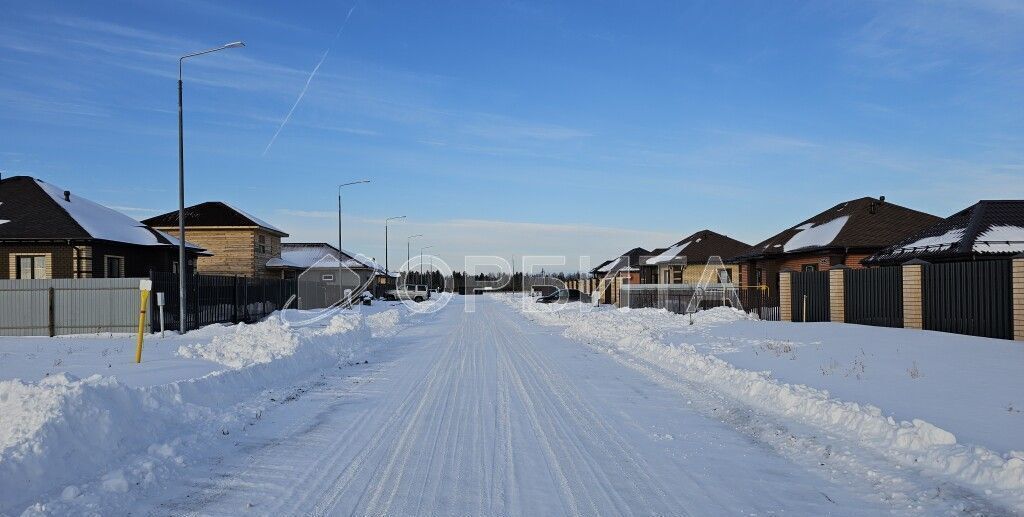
[829,265,846,323]
[47,286,56,337]
[1014,255,1024,341]
[902,260,927,330]
[779,270,793,321]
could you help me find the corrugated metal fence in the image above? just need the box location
[790,270,830,322]
[0,278,150,336]
[844,266,903,328]
[922,261,1013,340]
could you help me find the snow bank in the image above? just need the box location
[0,307,402,514]
[366,309,402,338]
[503,295,1024,511]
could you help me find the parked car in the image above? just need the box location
[387,284,431,302]
[535,289,587,304]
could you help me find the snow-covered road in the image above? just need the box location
[135,296,1003,516]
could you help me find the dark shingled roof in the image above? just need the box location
[0,176,89,239]
[143,201,288,236]
[863,200,1024,265]
[592,247,651,275]
[729,197,941,262]
[0,176,205,251]
[643,230,750,266]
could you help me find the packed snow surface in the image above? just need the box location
[506,295,1024,512]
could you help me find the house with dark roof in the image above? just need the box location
[864,200,1024,266]
[0,176,206,279]
[264,242,384,308]
[591,247,650,284]
[144,201,289,278]
[639,229,750,284]
[729,196,941,294]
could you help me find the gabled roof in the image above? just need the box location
[266,242,382,271]
[643,230,750,266]
[143,201,288,236]
[593,247,650,275]
[864,200,1024,265]
[0,176,204,250]
[729,197,941,262]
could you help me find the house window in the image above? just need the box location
[802,264,818,273]
[17,255,48,279]
[256,234,268,254]
[105,256,125,278]
[321,274,335,282]
[718,268,732,283]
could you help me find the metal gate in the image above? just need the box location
[922,261,1013,339]
[790,271,830,322]
[844,266,903,328]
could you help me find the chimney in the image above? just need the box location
[63,190,71,202]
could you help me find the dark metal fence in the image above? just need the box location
[790,271,830,322]
[844,266,903,328]
[150,273,297,331]
[922,261,1013,340]
[621,285,779,320]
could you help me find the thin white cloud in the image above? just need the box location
[263,3,359,155]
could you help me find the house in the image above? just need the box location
[639,230,750,285]
[0,176,206,279]
[592,247,650,284]
[863,200,1024,266]
[265,242,382,308]
[729,196,941,294]
[144,202,288,278]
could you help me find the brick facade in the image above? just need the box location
[902,263,923,330]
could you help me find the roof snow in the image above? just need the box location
[645,241,690,265]
[974,225,1024,254]
[597,257,622,273]
[892,228,966,254]
[266,244,381,271]
[783,216,849,252]
[36,179,201,248]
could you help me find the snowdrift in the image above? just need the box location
[0,310,394,514]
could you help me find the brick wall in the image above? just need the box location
[1014,257,1024,341]
[779,271,792,321]
[902,264,923,330]
[829,268,845,323]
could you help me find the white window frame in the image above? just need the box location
[321,274,335,282]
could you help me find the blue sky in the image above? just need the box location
[1,0,1022,271]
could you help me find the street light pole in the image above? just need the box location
[384,215,406,275]
[420,245,434,290]
[338,180,370,294]
[177,41,244,334]
[407,234,422,284]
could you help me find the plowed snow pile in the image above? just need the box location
[0,307,403,514]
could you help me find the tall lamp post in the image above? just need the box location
[177,41,245,333]
[338,180,370,292]
[420,245,434,290]
[407,234,423,283]
[384,215,406,276]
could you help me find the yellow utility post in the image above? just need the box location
[136,279,152,364]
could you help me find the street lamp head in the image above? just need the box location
[386,215,407,223]
[223,41,246,49]
[409,234,423,239]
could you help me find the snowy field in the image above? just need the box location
[505,295,1024,513]
[0,302,409,515]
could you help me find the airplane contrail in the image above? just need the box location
[263,3,359,156]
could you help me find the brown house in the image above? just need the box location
[591,247,650,284]
[0,176,206,279]
[144,202,288,278]
[729,197,941,294]
[639,229,750,285]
